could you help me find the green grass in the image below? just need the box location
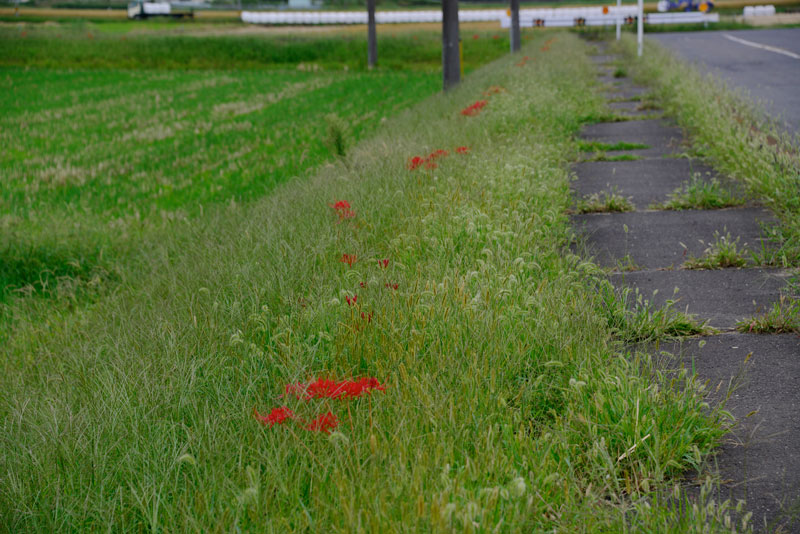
[0,22,511,71]
[574,188,635,213]
[0,66,439,302]
[615,35,800,267]
[736,295,800,334]
[0,33,737,532]
[654,176,746,211]
[578,140,650,152]
[684,232,749,270]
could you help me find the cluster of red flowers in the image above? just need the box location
[541,37,556,53]
[460,100,488,117]
[255,407,339,434]
[330,199,356,221]
[515,55,531,68]
[378,258,390,269]
[256,377,385,434]
[284,377,386,400]
[340,253,357,267]
[408,146,469,171]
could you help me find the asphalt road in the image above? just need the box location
[650,28,800,135]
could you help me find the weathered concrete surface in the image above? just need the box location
[572,208,776,269]
[604,84,650,101]
[580,119,686,157]
[571,158,723,209]
[653,333,800,533]
[610,268,793,329]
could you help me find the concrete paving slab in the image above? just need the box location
[610,268,793,329]
[571,159,724,209]
[580,119,687,157]
[651,333,800,533]
[571,208,776,269]
[604,85,650,101]
[590,54,618,65]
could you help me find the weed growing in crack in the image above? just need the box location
[613,67,627,78]
[583,153,642,162]
[655,176,745,211]
[736,295,800,333]
[684,232,748,269]
[597,283,712,343]
[575,188,635,214]
[578,140,650,153]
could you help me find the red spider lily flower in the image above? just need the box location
[425,162,438,170]
[493,34,499,39]
[460,100,488,117]
[340,254,357,267]
[306,412,338,434]
[359,281,367,288]
[428,149,449,160]
[455,146,469,154]
[254,406,296,427]
[361,311,373,323]
[379,259,389,269]
[330,200,355,221]
[473,34,480,39]
[345,295,358,306]
[284,377,386,400]
[407,156,425,171]
[385,283,398,290]
[331,200,351,211]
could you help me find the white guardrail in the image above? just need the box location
[743,4,776,16]
[242,7,718,26]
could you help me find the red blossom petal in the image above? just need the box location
[254,406,296,427]
[306,412,338,433]
[284,377,386,400]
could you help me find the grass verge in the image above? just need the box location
[0,33,736,532]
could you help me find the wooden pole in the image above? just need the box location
[442,0,460,90]
[367,0,377,69]
[510,0,520,52]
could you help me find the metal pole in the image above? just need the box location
[510,0,520,53]
[367,0,377,69]
[616,0,621,40]
[637,0,643,57]
[442,0,460,90]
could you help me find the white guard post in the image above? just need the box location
[616,0,621,39]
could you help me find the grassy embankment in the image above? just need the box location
[0,26,515,319]
[1,32,745,531]
[610,36,799,329]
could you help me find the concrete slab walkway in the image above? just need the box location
[575,43,800,533]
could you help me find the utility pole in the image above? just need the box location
[367,0,377,69]
[615,0,621,40]
[637,0,644,56]
[442,0,460,90]
[509,0,520,53]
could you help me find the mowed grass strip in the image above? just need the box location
[0,34,735,532]
[0,67,435,304]
[0,22,512,71]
